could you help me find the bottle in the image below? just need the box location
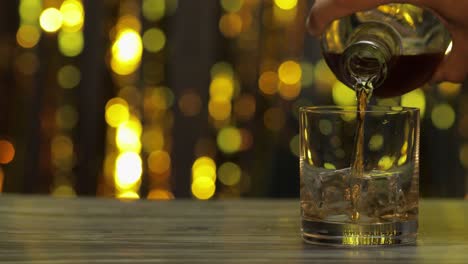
[321,3,452,97]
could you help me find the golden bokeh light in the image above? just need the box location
[116,119,142,152]
[459,144,468,168]
[16,25,41,48]
[0,140,15,164]
[148,150,171,174]
[192,156,216,182]
[217,126,242,154]
[111,29,143,75]
[339,112,356,125]
[431,103,455,130]
[19,0,42,24]
[56,105,78,130]
[219,13,243,38]
[401,88,426,118]
[51,135,74,166]
[144,87,175,112]
[58,31,84,57]
[60,0,84,32]
[105,98,130,128]
[142,127,164,153]
[278,82,301,100]
[218,162,241,186]
[233,94,256,121]
[369,134,384,151]
[39,8,63,33]
[278,60,302,85]
[142,0,165,21]
[221,0,244,12]
[332,81,356,106]
[178,91,202,117]
[148,189,174,200]
[258,71,278,95]
[438,82,462,97]
[209,98,232,121]
[264,107,286,131]
[210,75,234,100]
[116,124,141,152]
[57,64,81,89]
[377,98,399,106]
[319,119,333,136]
[378,156,395,170]
[112,28,141,56]
[191,177,216,200]
[210,61,234,78]
[116,15,141,33]
[142,28,166,53]
[274,0,298,10]
[289,134,300,157]
[117,191,140,199]
[273,5,297,24]
[115,152,142,190]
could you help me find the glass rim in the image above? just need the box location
[299,105,420,114]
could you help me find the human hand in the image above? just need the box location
[307,0,468,83]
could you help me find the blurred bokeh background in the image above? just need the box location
[0,0,466,200]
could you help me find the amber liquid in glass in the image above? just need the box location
[348,85,370,221]
[329,53,442,221]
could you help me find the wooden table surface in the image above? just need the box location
[0,195,466,263]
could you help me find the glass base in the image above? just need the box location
[302,219,417,247]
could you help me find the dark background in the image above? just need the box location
[0,0,466,199]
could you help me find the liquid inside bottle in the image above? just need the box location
[323,52,445,97]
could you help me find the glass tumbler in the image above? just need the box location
[299,106,419,246]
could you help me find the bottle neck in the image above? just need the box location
[341,22,401,90]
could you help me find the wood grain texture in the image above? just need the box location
[0,195,466,263]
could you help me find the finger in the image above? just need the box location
[432,32,468,83]
[307,0,392,36]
